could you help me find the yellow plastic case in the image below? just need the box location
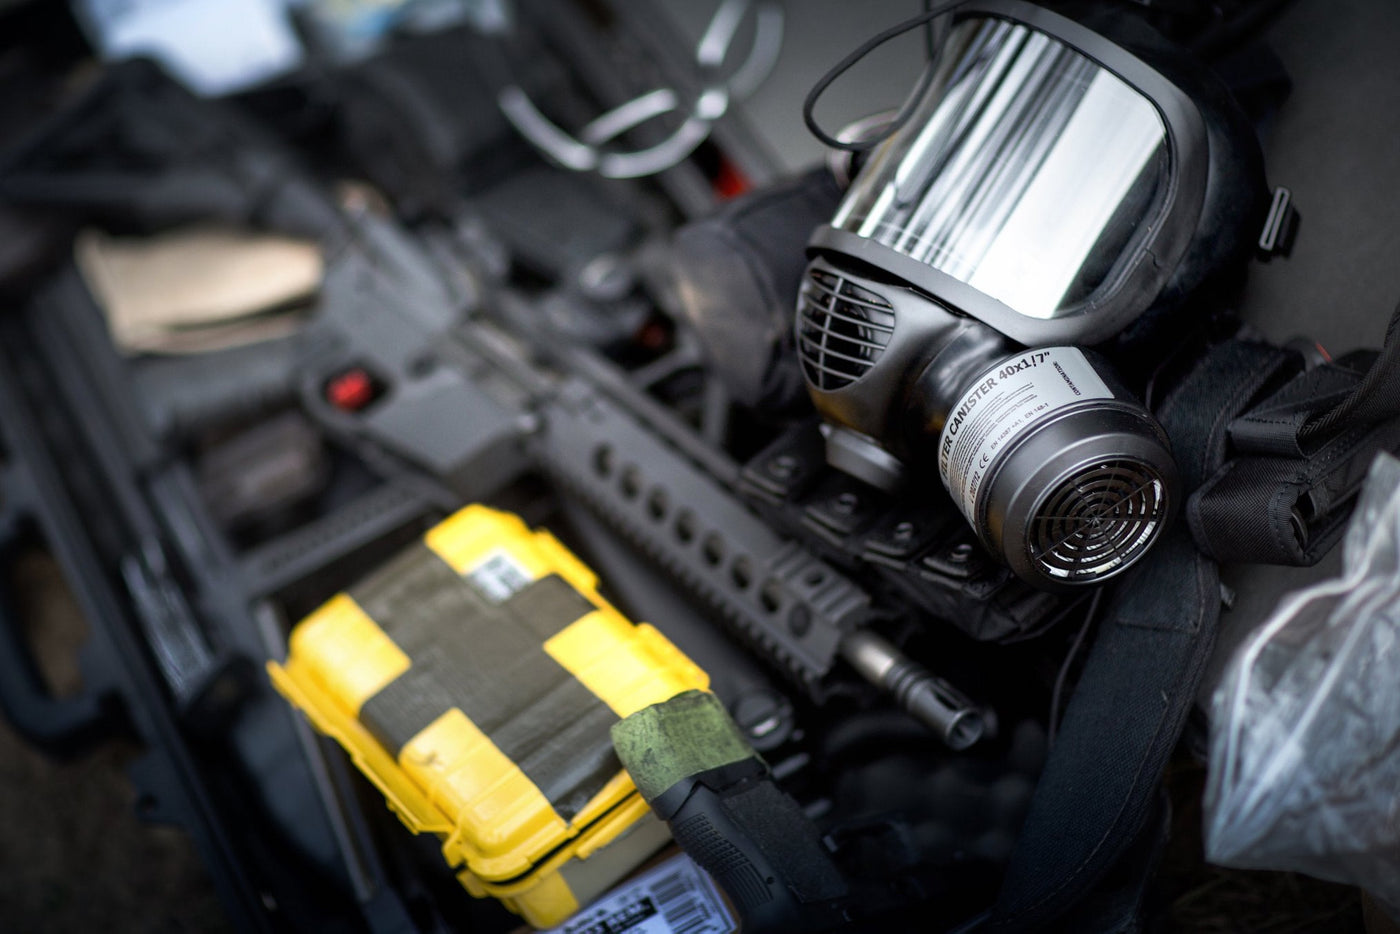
[268,505,710,928]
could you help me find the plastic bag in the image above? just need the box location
[1205,452,1400,917]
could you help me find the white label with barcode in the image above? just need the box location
[468,550,534,603]
[541,853,737,934]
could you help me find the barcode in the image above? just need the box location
[539,854,735,934]
[650,868,718,934]
[468,551,532,603]
[566,897,656,934]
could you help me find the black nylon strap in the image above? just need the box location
[990,340,1292,930]
[1226,356,1366,458]
[1190,303,1400,565]
[1299,305,1400,442]
[1191,407,1400,565]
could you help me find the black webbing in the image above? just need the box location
[1191,303,1400,565]
[990,340,1295,930]
[1299,304,1400,442]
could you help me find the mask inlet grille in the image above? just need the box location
[797,268,895,391]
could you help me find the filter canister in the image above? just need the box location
[937,347,1175,587]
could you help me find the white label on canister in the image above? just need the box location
[937,347,1112,523]
[541,852,738,934]
[467,550,534,603]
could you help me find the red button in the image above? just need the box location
[325,368,377,411]
[713,157,751,200]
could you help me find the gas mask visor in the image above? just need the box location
[808,1,1208,346]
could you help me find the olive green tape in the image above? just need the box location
[351,545,619,822]
[610,689,755,802]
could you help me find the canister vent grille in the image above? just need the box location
[1030,459,1166,583]
[797,268,895,391]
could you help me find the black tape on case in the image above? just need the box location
[352,545,619,821]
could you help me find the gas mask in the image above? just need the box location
[799,0,1266,589]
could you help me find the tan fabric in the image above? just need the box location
[75,225,321,354]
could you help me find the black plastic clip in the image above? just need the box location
[1257,186,1300,260]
